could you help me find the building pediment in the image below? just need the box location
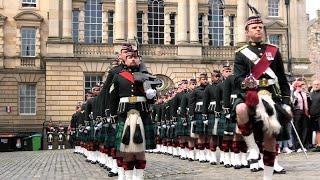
[265,21,287,29]
[14,11,43,22]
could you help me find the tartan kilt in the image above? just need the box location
[104,125,116,148]
[175,117,187,137]
[168,125,176,139]
[223,115,237,135]
[217,114,226,136]
[115,113,156,152]
[206,113,215,135]
[160,126,167,139]
[98,126,107,143]
[194,113,205,135]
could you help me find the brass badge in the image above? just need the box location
[129,96,137,103]
[259,78,269,87]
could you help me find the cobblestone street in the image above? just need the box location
[0,150,319,180]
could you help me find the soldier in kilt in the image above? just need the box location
[202,70,222,165]
[86,85,101,164]
[180,78,197,161]
[217,63,235,168]
[159,95,169,154]
[104,44,133,178]
[172,80,189,160]
[151,96,164,153]
[234,15,292,180]
[223,74,249,169]
[163,92,175,155]
[189,73,208,163]
[109,50,157,179]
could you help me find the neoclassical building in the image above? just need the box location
[308,10,320,80]
[0,0,310,142]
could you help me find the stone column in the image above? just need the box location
[142,12,149,44]
[62,0,72,39]
[203,13,209,46]
[164,13,171,45]
[224,15,230,46]
[189,0,199,43]
[114,0,125,42]
[102,10,108,43]
[236,0,248,45]
[177,0,188,44]
[127,0,137,43]
[78,9,85,42]
[48,0,60,39]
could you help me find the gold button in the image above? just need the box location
[131,89,134,92]
[131,94,134,97]
[131,85,134,87]
[258,48,261,50]
[259,53,263,56]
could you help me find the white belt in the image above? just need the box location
[209,101,216,105]
[119,96,146,103]
[231,94,237,99]
[255,79,276,87]
[196,102,203,106]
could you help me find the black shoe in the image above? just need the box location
[251,168,259,172]
[181,157,186,160]
[188,158,194,161]
[220,161,224,165]
[224,164,232,168]
[99,163,104,167]
[200,160,206,163]
[274,169,286,174]
[312,146,320,152]
[210,162,217,165]
[241,164,250,168]
[90,161,96,164]
[108,172,118,177]
[234,165,241,169]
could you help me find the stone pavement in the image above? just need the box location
[0,149,319,180]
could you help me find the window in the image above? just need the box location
[229,15,235,46]
[198,14,203,44]
[21,28,36,57]
[269,34,281,46]
[72,10,79,43]
[316,33,320,41]
[107,11,114,44]
[169,13,175,45]
[268,0,279,17]
[84,75,103,99]
[85,0,103,43]
[147,0,165,44]
[22,0,36,7]
[19,84,36,115]
[208,0,224,46]
[137,12,143,44]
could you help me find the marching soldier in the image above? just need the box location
[109,49,157,179]
[171,80,189,160]
[202,70,221,165]
[217,63,236,168]
[233,14,292,180]
[189,73,208,163]
[180,78,197,161]
[46,121,55,150]
[104,43,135,178]
[57,123,66,150]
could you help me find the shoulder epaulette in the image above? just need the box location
[235,45,249,53]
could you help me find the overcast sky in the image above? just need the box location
[306,0,320,20]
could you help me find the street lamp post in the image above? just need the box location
[285,0,291,73]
